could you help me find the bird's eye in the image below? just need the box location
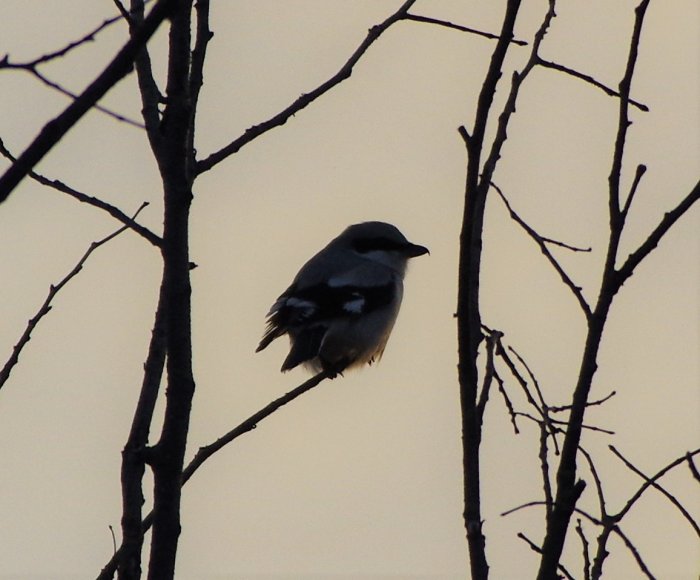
[353,236,402,253]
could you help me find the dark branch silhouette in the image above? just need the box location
[0,203,148,392]
[0,0,177,203]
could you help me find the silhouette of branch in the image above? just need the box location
[687,453,700,483]
[404,13,527,45]
[537,59,649,111]
[476,328,502,422]
[195,0,418,175]
[575,518,592,580]
[0,137,161,247]
[0,0,177,203]
[0,15,122,69]
[621,163,647,217]
[491,181,592,319]
[615,179,700,289]
[97,369,333,579]
[549,390,616,413]
[0,203,148,392]
[26,68,145,128]
[517,533,575,580]
[611,445,700,537]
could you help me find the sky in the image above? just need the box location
[0,1,698,578]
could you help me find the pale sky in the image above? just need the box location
[0,1,698,579]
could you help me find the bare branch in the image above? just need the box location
[195,0,418,175]
[404,13,527,45]
[0,15,122,69]
[476,328,502,422]
[621,163,647,217]
[576,519,592,580]
[25,68,145,129]
[687,453,700,483]
[549,390,616,413]
[615,179,700,288]
[491,181,592,319]
[97,369,333,579]
[517,533,576,580]
[610,525,656,580]
[0,203,148,392]
[537,59,649,112]
[611,445,700,537]
[0,0,177,203]
[0,137,162,247]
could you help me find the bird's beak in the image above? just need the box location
[404,242,430,257]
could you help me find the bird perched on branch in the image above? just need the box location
[256,221,429,376]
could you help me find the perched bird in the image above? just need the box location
[256,221,429,376]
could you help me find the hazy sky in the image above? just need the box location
[0,1,698,578]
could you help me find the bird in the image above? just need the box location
[256,221,429,376]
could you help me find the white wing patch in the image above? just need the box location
[342,294,366,314]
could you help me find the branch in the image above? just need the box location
[0,15,123,68]
[610,445,700,537]
[491,180,592,319]
[97,369,333,580]
[517,533,576,580]
[0,203,148,392]
[0,0,177,203]
[404,13,527,45]
[0,137,162,247]
[537,59,649,111]
[615,179,700,289]
[195,0,418,174]
[25,68,145,129]
[575,519,592,580]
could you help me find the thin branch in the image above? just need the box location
[404,13,527,45]
[687,453,700,483]
[195,0,418,175]
[610,445,700,537]
[615,179,700,288]
[517,533,576,580]
[576,519,592,580]
[0,15,122,69]
[578,446,607,520]
[0,137,162,247]
[0,203,148,392]
[97,369,333,580]
[537,59,649,112]
[610,524,656,579]
[476,328,502,422]
[25,68,145,129]
[621,163,647,217]
[0,0,177,203]
[549,390,616,413]
[491,181,592,319]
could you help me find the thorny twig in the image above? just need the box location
[0,203,149,392]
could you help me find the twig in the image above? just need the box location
[517,533,576,580]
[610,445,700,537]
[491,181,592,319]
[0,15,122,69]
[615,179,700,289]
[195,0,418,174]
[687,453,700,483]
[0,137,161,247]
[549,391,616,413]
[97,369,333,579]
[0,203,149,392]
[576,519,591,580]
[537,59,649,111]
[621,163,647,217]
[476,328,502,421]
[0,0,178,203]
[404,13,527,45]
[26,68,145,129]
